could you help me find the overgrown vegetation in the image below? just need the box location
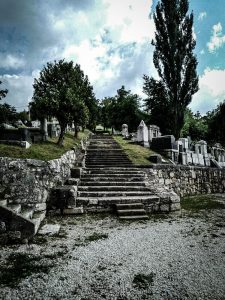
[0,130,90,160]
[181,195,225,211]
[114,135,158,165]
[0,252,54,287]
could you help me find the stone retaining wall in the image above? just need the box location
[0,147,83,212]
[143,165,225,197]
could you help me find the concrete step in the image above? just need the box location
[78,186,151,192]
[79,181,146,186]
[81,176,145,182]
[76,195,159,205]
[117,209,147,216]
[78,191,155,197]
[7,204,21,214]
[116,203,144,209]
[84,168,144,173]
[119,215,149,220]
[86,164,133,168]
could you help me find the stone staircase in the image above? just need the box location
[76,134,160,220]
[0,199,46,242]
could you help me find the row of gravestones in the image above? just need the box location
[121,121,225,168]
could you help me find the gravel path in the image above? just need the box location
[0,203,225,299]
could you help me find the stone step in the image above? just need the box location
[78,191,155,197]
[84,168,143,172]
[116,203,144,209]
[85,158,130,161]
[0,199,7,206]
[81,176,145,181]
[78,186,151,192]
[117,209,147,216]
[76,195,159,204]
[119,215,149,220]
[7,204,21,214]
[79,181,146,186]
[86,164,133,168]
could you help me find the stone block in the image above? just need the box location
[63,207,84,215]
[160,204,170,212]
[38,224,61,236]
[170,203,181,211]
[149,154,162,164]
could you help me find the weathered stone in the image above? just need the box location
[149,154,162,164]
[63,207,84,214]
[38,224,61,236]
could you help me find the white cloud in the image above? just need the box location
[0,53,25,70]
[198,12,207,21]
[190,68,225,114]
[207,22,225,53]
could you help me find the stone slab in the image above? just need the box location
[38,224,61,236]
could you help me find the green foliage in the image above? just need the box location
[30,60,96,145]
[144,0,198,138]
[181,108,208,140]
[207,100,225,145]
[100,86,144,131]
[0,103,17,124]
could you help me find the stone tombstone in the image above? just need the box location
[148,125,161,142]
[151,135,176,151]
[176,140,183,153]
[137,120,149,147]
[40,118,48,141]
[122,124,129,137]
[149,154,162,164]
[179,138,189,151]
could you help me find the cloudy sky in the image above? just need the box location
[0,0,225,114]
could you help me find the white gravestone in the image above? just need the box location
[122,124,129,137]
[137,120,149,147]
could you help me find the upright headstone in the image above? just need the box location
[40,118,48,141]
[179,138,189,151]
[137,120,149,147]
[122,124,129,138]
[148,125,161,143]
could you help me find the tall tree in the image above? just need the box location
[144,0,198,138]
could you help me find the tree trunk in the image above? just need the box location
[57,124,66,146]
[74,124,78,138]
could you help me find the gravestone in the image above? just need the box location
[122,124,129,138]
[148,125,161,142]
[151,135,176,151]
[179,138,189,151]
[137,120,149,147]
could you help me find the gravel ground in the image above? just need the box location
[0,197,225,300]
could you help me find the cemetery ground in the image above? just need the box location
[0,130,90,161]
[0,194,225,300]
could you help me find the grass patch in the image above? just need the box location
[0,252,54,287]
[181,195,225,211]
[132,272,155,289]
[113,135,157,165]
[0,130,90,160]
